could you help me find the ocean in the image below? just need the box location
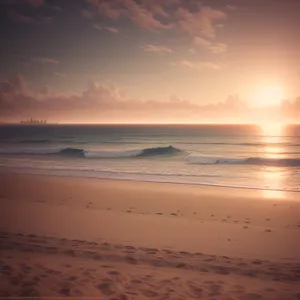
[0,124,299,197]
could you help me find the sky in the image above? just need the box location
[0,0,300,123]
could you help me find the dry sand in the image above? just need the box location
[0,172,300,299]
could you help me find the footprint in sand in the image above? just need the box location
[107,271,120,276]
[170,213,178,216]
[243,292,263,300]
[19,289,40,297]
[59,288,71,296]
[124,245,135,250]
[100,265,112,269]
[131,279,142,284]
[125,256,137,264]
[97,282,123,296]
[21,281,37,288]
[140,289,158,298]
[265,229,272,233]
[189,286,203,297]
[156,212,163,215]
[252,260,262,265]
[68,275,77,281]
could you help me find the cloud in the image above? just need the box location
[85,0,229,58]
[87,0,226,36]
[94,24,119,33]
[8,74,28,93]
[208,43,228,54]
[52,72,67,78]
[87,0,173,31]
[3,74,298,123]
[123,0,173,31]
[177,60,223,70]
[193,37,211,48]
[32,57,59,64]
[0,74,255,123]
[9,10,36,23]
[189,48,196,54]
[140,44,173,53]
[226,5,237,10]
[87,0,127,20]
[8,9,52,24]
[176,6,227,39]
[81,9,94,19]
[193,37,228,54]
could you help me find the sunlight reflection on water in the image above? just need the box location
[260,125,286,199]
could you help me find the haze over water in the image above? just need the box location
[0,124,299,198]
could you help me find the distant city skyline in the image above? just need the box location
[0,0,300,123]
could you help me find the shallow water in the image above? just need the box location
[0,124,299,197]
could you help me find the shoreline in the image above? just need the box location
[1,169,299,200]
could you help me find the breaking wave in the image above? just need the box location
[187,155,300,167]
[0,146,183,159]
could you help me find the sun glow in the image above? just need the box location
[253,84,285,107]
[258,121,284,136]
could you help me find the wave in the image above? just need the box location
[0,146,183,159]
[59,147,85,157]
[136,146,181,157]
[187,155,300,167]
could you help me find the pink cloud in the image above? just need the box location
[9,10,36,23]
[81,9,94,19]
[124,0,173,30]
[87,0,174,31]
[8,9,53,24]
[194,37,228,54]
[2,75,297,123]
[140,44,173,53]
[94,24,119,33]
[52,72,67,78]
[176,6,227,39]
[0,75,255,123]
[87,0,126,20]
[177,60,223,70]
[32,57,59,64]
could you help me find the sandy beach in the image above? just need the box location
[0,172,300,299]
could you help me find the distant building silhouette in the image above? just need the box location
[20,118,47,124]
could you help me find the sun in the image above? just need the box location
[253,84,285,107]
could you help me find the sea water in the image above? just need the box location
[0,124,299,196]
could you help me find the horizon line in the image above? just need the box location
[1,121,300,126]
